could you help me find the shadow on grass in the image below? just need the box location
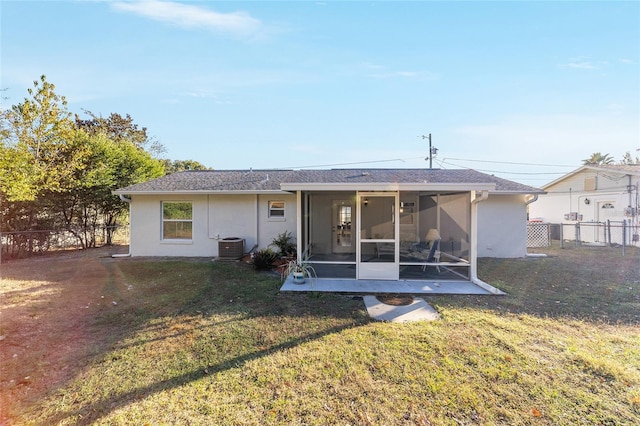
[430,244,640,324]
[37,257,370,425]
[45,322,360,425]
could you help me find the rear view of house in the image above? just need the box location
[114,168,543,292]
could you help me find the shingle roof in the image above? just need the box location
[542,164,640,189]
[585,164,640,175]
[114,168,543,194]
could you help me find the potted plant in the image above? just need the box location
[282,251,316,284]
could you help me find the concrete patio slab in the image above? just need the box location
[362,296,440,322]
[281,277,499,295]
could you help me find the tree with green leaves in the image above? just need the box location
[1,76,90,255]
[46,132,164,247]
[75,110,165,156]
[162,158,210,174]
[0,141,39,201]
[582,152,614,165]
[96,135,164,244]
[1,75,83,201]
[1,75,165,255]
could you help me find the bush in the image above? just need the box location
[270,231,296,257]
[251,248,279,270]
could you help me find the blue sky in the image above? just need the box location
[2,1,639,186]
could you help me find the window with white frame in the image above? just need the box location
[162,201,193,240]
[268,200,286,220]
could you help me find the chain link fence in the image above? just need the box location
[528,220,639,254]
[1,225,129,262]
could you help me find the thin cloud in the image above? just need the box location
[367,70,438,81]
[361,61,385,70]
[559,61,597,70]
[111,1,263,39]
[396,71,419,77]
[184,91,233,105]
[161,98,180,104]
[558,56,614,70]
[360,62,432,79]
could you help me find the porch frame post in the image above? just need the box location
[470,191,479,280]
[296,190,303,257]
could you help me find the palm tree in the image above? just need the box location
[583,152,614,165]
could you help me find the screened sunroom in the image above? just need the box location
[289,188,480,283]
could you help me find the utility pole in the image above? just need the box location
[421,133,438,169]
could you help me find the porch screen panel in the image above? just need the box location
[307,192,357,262]
[439,194,470,260]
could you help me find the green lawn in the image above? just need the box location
[12,245,640,424]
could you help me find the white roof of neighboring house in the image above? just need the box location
[114,168,543,196]
[541,164,640,190]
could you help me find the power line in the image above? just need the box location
[439,160,568,175]
[442,157,576,168]
[283,157,423,170]
[281,152,579,173]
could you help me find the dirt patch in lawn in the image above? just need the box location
[375,294,414,306]
[0,246,130,424]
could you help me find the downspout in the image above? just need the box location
[469,190,503,294]
[525,194,538,205]
[254,194,260,251]
[525,193,539,221]
[112,194,132,258]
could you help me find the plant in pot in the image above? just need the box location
[282,251,316,284]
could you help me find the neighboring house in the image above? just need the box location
[528,164,640,246]
[114,168,543,290]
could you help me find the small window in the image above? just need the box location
[601,203,614,209]
[269,201,285,220]
[162,201,193,240]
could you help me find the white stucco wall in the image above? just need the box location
[477,194,528,258]
[527,169,639,245]
[129,193,297,257]
[528,169,639,224]
[128,191,528,258]
[256,193,298,251]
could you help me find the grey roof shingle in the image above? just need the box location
[585,164,640,175]
[114,168,543,194]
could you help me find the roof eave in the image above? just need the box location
[112,189,290,196]
[542,165,640,190]
[491,190,547,195]
[279,182,497,192]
